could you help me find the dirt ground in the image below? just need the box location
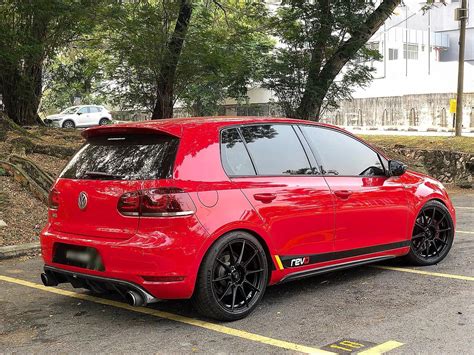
[0,176,47,246]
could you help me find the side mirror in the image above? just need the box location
[388,160,407,177]
[77,112,82,115]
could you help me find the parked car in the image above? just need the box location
[44,105,112,128]
[40,117,456,321]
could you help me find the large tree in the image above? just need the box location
[264,0,401,120]
[0,0,99,125]
[103,0,272,118]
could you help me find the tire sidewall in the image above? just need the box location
[195,231,269,321]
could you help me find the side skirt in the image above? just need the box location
[278,255,395,284]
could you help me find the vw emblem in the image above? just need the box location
[78,192,88,210]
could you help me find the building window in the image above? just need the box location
[388,48,398,60]
[403,44,418,60]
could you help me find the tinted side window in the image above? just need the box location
[300,126,384,176]
[78,107,89,114]
[240,125,311,175]
[221,128,256,176]
[89,106,99,113]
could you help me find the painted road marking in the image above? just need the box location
[455,207,474,210]
[0,275,334,354]
[372,266,474,281]
[457,230,474,235]
[321,339,375,353]
[358,341,405,355]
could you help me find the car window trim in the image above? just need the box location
[219,127,257,177]
[219,123,320,178]
[237,127,258,175]
[298,124,388,178]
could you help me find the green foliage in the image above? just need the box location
[96,0,273,115]
[41,45,109,114]
[0,0,102,125]
[263,0,384,118]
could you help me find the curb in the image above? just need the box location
[0,242,41,260]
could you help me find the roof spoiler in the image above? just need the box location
[82,123,182,139]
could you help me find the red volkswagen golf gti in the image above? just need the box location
[40,117,456,320]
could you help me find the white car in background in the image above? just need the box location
[44,105,112,128]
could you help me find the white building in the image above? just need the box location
[220,0,474,131]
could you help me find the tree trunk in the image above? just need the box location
[296,0,401,121]
[1,62,44,126]
[152,0,193,119]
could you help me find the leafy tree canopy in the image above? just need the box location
[263,0,393,119]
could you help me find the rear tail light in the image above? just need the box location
[117,188,196,217]
[48,188,60,210]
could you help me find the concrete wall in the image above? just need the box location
[323,93,474,131]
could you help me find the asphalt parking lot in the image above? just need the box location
[0,192,472,354]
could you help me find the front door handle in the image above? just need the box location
[334,190,353,199]
[253,193,277,203]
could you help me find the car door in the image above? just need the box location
[299,125,409,254]
[223,124,335,268]
[88,106,101,126]
[76,107,90,127]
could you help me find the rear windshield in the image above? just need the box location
[60,134,179,180]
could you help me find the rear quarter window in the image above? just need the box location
[60,134,179,180]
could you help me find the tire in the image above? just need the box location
[192,231,268,321]
[62,120,75,129]
[405,200,454,266]
[99,118,110,126]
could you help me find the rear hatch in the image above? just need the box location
[50,132,179,239]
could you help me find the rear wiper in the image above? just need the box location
[83,171,125,180]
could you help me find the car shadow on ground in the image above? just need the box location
[69,260,401,323]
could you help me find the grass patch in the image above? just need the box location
[360,135,474,154]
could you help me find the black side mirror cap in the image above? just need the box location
[388,160,408,177]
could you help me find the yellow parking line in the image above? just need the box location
[358,340,404,354]
[372,266,474,281]
[0,275,334,354]
[457,230,474,235]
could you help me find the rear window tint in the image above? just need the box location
[60,134,179,180]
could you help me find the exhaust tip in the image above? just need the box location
[125,290,145,307]
[41,272,58,287]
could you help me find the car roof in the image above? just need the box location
[82,116,343,139]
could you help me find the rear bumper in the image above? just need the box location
[40,224,209,299]
[43,265,158,305]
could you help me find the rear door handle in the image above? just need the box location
[334,190,353,199]
[253,193,277,203]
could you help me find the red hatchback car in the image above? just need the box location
[40,117,456,320]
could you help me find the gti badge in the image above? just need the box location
[78,192,88,210]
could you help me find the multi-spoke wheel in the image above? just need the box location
[406,200,454,266]
[192,231,268,321]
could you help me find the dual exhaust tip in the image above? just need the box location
[41,273,146,307]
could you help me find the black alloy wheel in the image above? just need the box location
[406,200,454,266]
[193,231,268,321]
